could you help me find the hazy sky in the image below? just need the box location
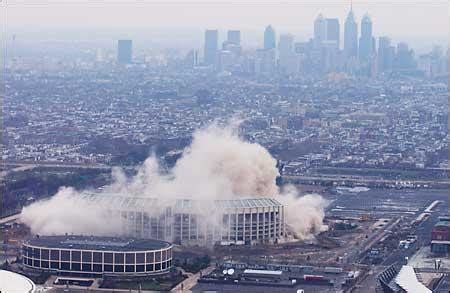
[2,0,449,50]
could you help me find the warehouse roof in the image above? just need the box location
[243,269,283,276]
[434,220,450,228]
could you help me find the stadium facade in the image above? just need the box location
[22,235,173,277]
[83,194,286,246]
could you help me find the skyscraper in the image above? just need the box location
[359,14,374,62]
[117,40,132,64]
[227,30,241,45]
[278,34,295,73]
[377,36,394,73]
[314,14,327,46]
[204,29,218,66]
[264,25,276,50]
[326,18,340,49]
[344,6,358,59]
[256,48,276,74]
[395,42,415,70]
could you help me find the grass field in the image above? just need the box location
[101,275,185,291]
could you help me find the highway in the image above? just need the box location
[0,213,21,225]
[171,265,216,293]
[343,217,401,265]
[2,161,111,170]
[283,174,450,188]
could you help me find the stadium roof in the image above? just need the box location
[215,198,282,209]
[395,265,431,293]
[25,235,171,251]
[0,270,35,293]
[81,193,282,211]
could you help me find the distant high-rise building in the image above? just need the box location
[227,30,241,45]
[326,18,340,49]
[256,48,276,74]
[395,42,415,70]
[204,30,219,66]
[117,40,132,64]
[377,36,394,73]
[218,50,235,71]
[278,34,295,73]
[344,6,358,59]
[314,14,327,46]
[419,46,447,77]
[96,48,104,62]
[185,50,199,68]
[359,14,374,62]
[264,25,276,50]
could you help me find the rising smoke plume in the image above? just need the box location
[21,123,327,240]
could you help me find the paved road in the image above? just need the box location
[0,213,21,225]
[352,266,385,293]
[171,265,216,293]
[2,161,111,170]
[0,165,36,178]
[344,218,401,264]
[283,175,450,187]
[382,201,447,267]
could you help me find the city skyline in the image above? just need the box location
[4,1,448,42]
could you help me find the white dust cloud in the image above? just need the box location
[21,123,327,240]
[20,187,121,236]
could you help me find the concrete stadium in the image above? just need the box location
[83,193,286,246]
[22,235,173,278]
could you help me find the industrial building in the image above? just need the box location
[82,194,286,246]
[430,217,450,254]
[22,235,173,277]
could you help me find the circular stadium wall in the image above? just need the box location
[22,235,173,278]
[0,270,36,293]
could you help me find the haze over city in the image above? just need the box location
[3,0,449,51]
[0,1,448,292]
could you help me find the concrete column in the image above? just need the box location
[256,207,260,241]
[235,211,238,242]
[188,212,191,242]
[228,213,231,241]
[250,208,253,244]
[263,207,266,240]
[274,207,277,240]
[243,209,246,242]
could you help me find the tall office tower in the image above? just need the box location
[204,29,219,66]
[218,50,236,71]
[314,14,327,46]
[185,50,199,68]
[359,14,374,62]
[326,18,340,49]
[117,40,132,64]
[377,36,394,73]
[95,48,104,62]
[344,6,358,59]
[278,34,295,73]
[425,46,447,77]
[395,42,415,69]
[227,30,241,45]
[256,48,276,74]
[264,25,276,50]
